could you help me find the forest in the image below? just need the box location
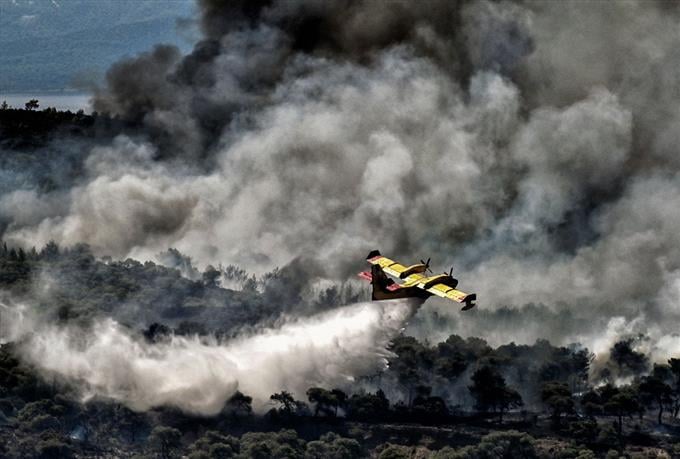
[0,237,679,458]
[0,101,679,457]
[5,0,680,455]
[6,0,680,448]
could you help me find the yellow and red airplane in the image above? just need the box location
[358,250,476,311]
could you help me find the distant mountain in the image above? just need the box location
[0,0,196,92]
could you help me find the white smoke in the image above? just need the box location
[2,0,680,373]
[0,298,420,415]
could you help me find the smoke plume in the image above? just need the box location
[2,1,680,376]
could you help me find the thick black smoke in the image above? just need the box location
[2,0,680,362]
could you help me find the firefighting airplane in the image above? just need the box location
[358,250,477,311]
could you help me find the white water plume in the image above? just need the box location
[0,298,420,415]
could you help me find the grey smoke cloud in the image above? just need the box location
[2,0,680,367]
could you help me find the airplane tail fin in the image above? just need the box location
[460,293,477,311]
[366,249,381,260]
[357,263,395,300]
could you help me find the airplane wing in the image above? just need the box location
[427,283,476,310]
[366,252,411,279]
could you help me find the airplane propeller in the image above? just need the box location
[447,267,454,277]
[420,258,433,273]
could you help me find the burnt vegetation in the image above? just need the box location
[0,240,679,457]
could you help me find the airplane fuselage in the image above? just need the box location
[358,250,476,310]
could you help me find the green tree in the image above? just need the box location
[202,265,221,287]
[478,430,537,458]
[377,443,413,459]
[270,391,307,417]
[115,406,146,442]
[639,365,673,424]
[431,430,537,459]
[25,99,39,111]
[541,381,575,425]
[567,419,600,444]
[609,339,649,378]
[149,426,181,459]
[224,391,252,418]
[33,437,74,459]
[603,386,640,440]
[469,366,523,422]
[271,391,297,413]
[346,389,390,421]
[667,357,680,418]
[330,388,348,416]
[409,385,449,422]
[434,336,469,380]
[189,431,239,459]
[40,241,60,261]
[16,399,66,433]
[580,389,604,418]
[305,432,361,459]
[306,387,345,417]
[388,336,433,405]
[240,429,305,459]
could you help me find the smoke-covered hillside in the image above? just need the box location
[2,0,680,355]
[2,0,680,457]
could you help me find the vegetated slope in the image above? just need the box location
[0,242,270,333]
[0,242,679,457]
